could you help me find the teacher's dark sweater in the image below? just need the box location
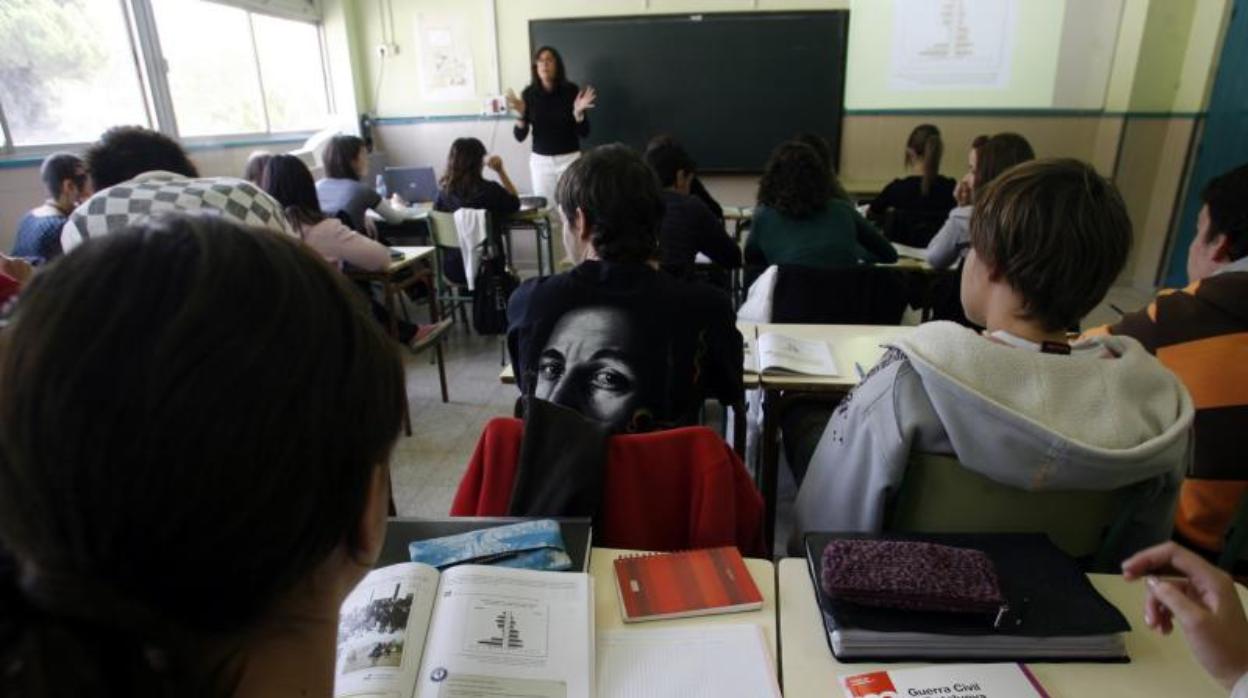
[514,81,589,156]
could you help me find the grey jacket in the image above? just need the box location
[794,322,1195,559]
[925,204,973,270]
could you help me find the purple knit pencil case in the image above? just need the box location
[820,539,1005,615]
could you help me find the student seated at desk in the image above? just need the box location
[926,132,1033,270]
[645,133,724,221]
[12,153,91,264]
[745,140,897,270]
[433,137,521,279]
[242,150,271,186]
[793,159,1193,557]
[1087,163,1248,560]
[60,126,294,252]
[262,154,450,351]
[507,144,743,434]
[866,124,957,244]
[316,134,406,234]
[0,215,404,697]
[643,140,741,279]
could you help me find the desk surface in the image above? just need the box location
[755,323,914,390]
[592,548,778,668]
[777,558,1239,697]
[386,245,435,273]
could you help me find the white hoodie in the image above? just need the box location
[794,321,1194,561]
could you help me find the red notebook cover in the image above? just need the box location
[613,546,764,622]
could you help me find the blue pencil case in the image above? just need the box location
[408,519,573,571]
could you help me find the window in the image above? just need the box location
[0,0,330,154]
[0,0,150,147]
[152,0,266,136]
[253,13,331,132]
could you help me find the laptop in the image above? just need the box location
[384,166,439,203]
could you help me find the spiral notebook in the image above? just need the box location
[613,547,763,623]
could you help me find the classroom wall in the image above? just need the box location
[358,0,1230,292]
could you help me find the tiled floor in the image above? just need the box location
[391,284,1160,549]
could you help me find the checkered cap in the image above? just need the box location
[61,171,295,252]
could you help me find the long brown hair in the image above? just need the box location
[973,133,1035,202]
[440,138,487,201]
[905,124,943,197]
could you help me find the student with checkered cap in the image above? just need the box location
[60,126,294,253]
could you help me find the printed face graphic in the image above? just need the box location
[535,306,646,432]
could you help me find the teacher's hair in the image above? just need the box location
[556,143,662,264]
[529,45,567,89]
[0,215,404,695]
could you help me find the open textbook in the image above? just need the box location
[334,563,593,698]
[744,332,840,376]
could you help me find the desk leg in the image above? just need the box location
[385,281,413,437]
[427,285,450,404]
[732,399,747,459]
[759,388,781,554]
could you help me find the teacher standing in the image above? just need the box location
[507,46,597,208]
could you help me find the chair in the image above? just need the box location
[771,264,909,325]
[887,453,1149,571]
[1219,490,1248,571]
[451,418,767,557]
[427,210,476,327]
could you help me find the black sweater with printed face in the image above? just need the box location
[514,81,589,156]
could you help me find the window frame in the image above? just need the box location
[0,0,333,160]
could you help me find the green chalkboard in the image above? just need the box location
[529,11,848,173]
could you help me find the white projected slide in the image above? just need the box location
[889,0,1017,91]
[845,0,1123,110]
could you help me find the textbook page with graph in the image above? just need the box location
[745,332,840,376]
[334,563,593,698]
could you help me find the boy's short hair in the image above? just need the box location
[643,141,695,188]
[969,158,1131,332]
[556,144,663,264]
[85,126,198,190]
[39,153,86,199]
[1200,163,1248,261]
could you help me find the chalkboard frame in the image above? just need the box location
[528,10,850,174]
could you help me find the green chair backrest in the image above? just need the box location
[428,210,459,248]
[888,453,1133,567]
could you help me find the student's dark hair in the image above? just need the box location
[0,215,404,695]
[85,126,198,190]
[528,46,567,90]
[905,124,944,197]
[243,151,272,185]
[555,143,662,264]
[757,141,830,219]
[441,137,487,200]
[323,134,367,180]
[969,158,1131,332]
[791,132,850,202]
[1200,163,1248,261]
[643,140,695,188]
[973,132,1035,199]
[261,154,327,231]
[39,152,87,199]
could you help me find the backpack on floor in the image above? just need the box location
[472,250,518,335]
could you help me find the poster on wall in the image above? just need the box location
[418,16,476,101]
[889,0,1019,90]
